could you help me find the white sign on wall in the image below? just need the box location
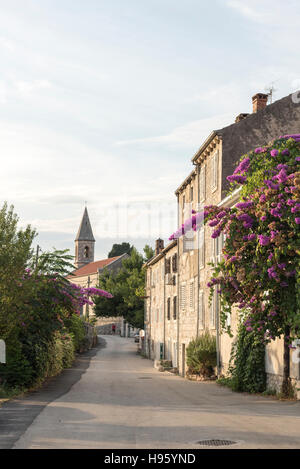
[0,339,6,364]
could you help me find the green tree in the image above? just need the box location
[108,242,133,258]
[94,245,153,329]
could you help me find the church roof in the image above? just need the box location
[75,207,95,242]
[69,256,122,278]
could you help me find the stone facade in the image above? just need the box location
[144,91,300,395]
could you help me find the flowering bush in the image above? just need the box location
[204,134,300,395]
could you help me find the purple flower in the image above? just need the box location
[209,219,219,227]
[234,158,250,175]
[296,157,300,162]
[255,147,263,154]
[248,233,256,241]
[261,216,267,222]
[295,218,300,225]
[227,174,247,184]
[281,149,290,156]
[258,235,270,246]
[236,201,253,210]
[270,149,279,157]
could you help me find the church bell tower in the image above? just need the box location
[75,207,95,269]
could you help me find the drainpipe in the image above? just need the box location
[163,252,166,360]
[176,194,180,370]
[216,296,221,377]
[196,164,200,338]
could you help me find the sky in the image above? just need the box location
[0,0,300,260]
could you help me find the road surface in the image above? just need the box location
[1,336,300,449]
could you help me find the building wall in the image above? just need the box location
[145,243,178,364]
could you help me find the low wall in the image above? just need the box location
[96,317,123,335]
[83,322,98,350]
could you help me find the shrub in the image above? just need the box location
[227,322,266,394]
[186,331,217,377]
[64,314,86,352]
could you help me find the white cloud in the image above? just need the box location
[116,113,234,148]
[226,0,300,26]
[14,79,52,99]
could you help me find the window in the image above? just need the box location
[199,290,204,329]
[189,282,194,310]
[199,227,205,268]
[84,246,89,258]
[180,284,186,312]
[212,151,219,192]
[210,288,216,328]
[200,166,206,202]
[165,258,171,274]
[167,298,171,320]
[173,296,177,320]
[172,254,178,273]
[190,186,194,202]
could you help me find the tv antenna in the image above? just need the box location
[265,81,278,104]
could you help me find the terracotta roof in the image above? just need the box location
[69,256,121,278]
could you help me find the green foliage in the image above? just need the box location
[94,246,152,329]
[0,203,93,393]
[226,322,266,394]
[63,314,86,352]
[186,331,217,377]
[33,248,75,278]
[108,242,133,258]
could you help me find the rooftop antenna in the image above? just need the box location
[265,81,278,104]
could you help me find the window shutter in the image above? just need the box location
[199,227,205,268]
[199,290,204,328]
[180,285,186,311]
[200,166,206,201]
[173,296,177,320]
[189,282,194,310]
[212,151,219,191]
[210,288,216,328]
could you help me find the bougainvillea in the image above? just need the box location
[204,135,300,342]
[168,134,300,395]
[205,134,300,395]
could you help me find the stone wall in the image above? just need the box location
[96,317,123,335]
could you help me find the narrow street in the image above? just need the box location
[1,336,300,449]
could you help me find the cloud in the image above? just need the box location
[226,0,300,26]
[13,79,52,99]
[116,113,234,148]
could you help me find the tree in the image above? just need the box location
[94,245,153,329]
[204,135,300,396]
[0,203,36,341]
[108,242,133,258]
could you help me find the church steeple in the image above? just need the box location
[75,207,95,269]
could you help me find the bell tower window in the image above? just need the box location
[84,246,89,258]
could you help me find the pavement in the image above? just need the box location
[1,335,300,449]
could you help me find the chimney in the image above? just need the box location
[235,113,250,123]
[155,238,164,256]
[252,93,268,113]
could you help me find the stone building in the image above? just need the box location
[145,90,300,392]
[144,239,178,365]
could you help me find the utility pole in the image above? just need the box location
[35,245,40,269]
[86,276,91,321]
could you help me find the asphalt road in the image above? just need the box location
[2,336,300,449]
